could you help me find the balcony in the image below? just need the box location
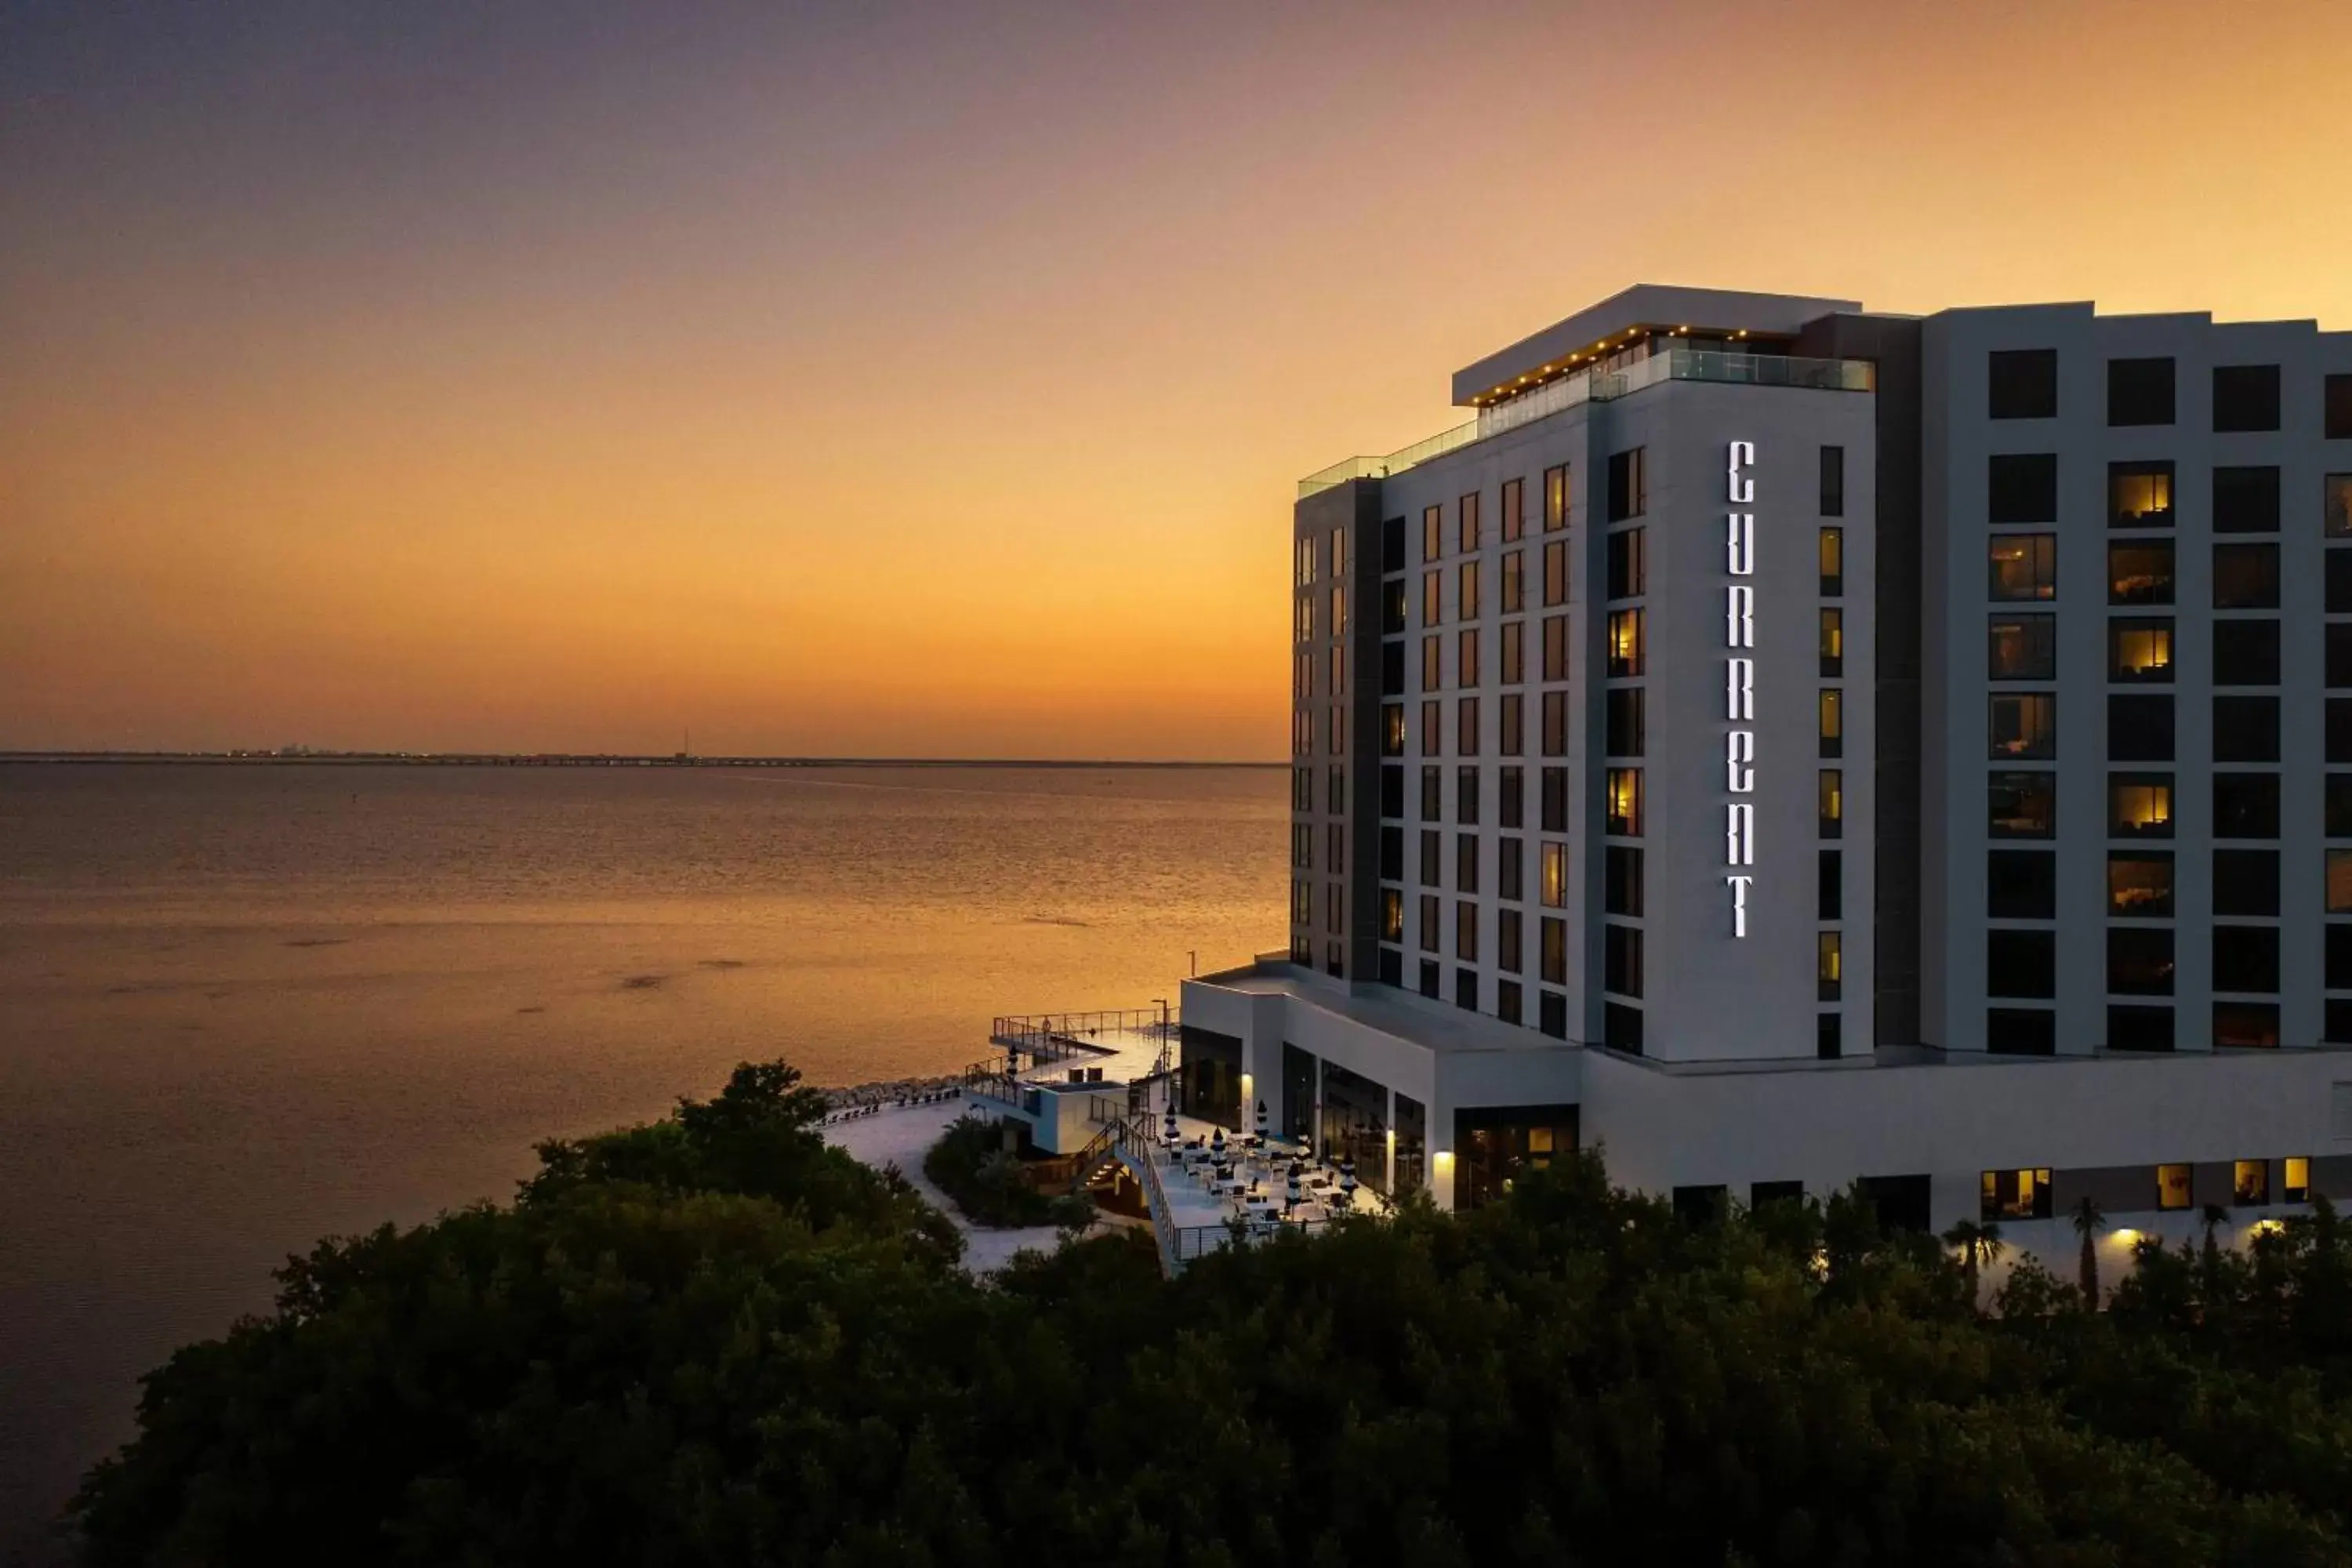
[1298,349,1875,498]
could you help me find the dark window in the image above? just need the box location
[1604,1001,1644,1054]
[1988,928,2056,998]
[1419,958,1440,999]
[1606,447,1646,522]
[1378,826,1403,880]
[2334,699,2352,764]
[2108,927,2176,996]
[2213,695,2280,761]
[2110,772,2173,837]
[2109,618,2173,682]
[1819,848,1842,920]
[2214,1001,2280,1050]
[2109,460,2174,527]
[2212,363,2281,433]
[2331,550,2352,613]
[1455,967,1478,1011]
[1381,515,1406,573]
[1543,541,1569,607]
[2213,925,2280,994]
[1820,445,1845,517]
[1989,453,2058,524]
[1817,1013,1842,1060]
[1457,765,1480,826]
[1605,688,1645,757]
[2330,374,2352,440]
[1857,1174,1935,1233]
[1542,615,1569,681]
[1540,767,1567,833]
[1455,833,1479,895]
[2330,774,2352,837]
[1987,1008,2056,1056]
[1604,924,1642,998]
[2212,466,2281,533]
[2214,773,2280,838]
[2212,848,2279,916]
[1539,915,1566,986]
[1419,829,1440,884]
[1498,767,1523,829]
[1381,640,1405,695]
[2107,851,2173,917]
[1497,837,1523,902]
[2109,539,2174,604]
[2214,543,2279,608]
[2108,1004,2174,1053]
[1991,615,2057,679]
[1381,582,1406,634]
[2329,626,2352,688]
[1988,849,2056,918]
[1376,947,1403,986]
[1541,690,1566,757]
[1421,764,1442,821]
[2213,620,2281,686]
[1606,845,1644,916]
[1992,535,2058,600]
[2108,693,2175,760]
[1606,527,1646,599]
[2329,924,2352,989]
[1990,692,2055,758]
[1539,989,1567,1038]
[1380,764,1403,818]
[2332,999,2352,1044]
[1990,771,2056,838]
[2108,356,2175,426]
[1990,348,2058,419]
[1496,978,1521,1022]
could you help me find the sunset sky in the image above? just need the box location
[4,0,2348,759]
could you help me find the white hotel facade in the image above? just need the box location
[1178,284,2352,1266]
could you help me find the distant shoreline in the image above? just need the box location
[0,753,1285,770]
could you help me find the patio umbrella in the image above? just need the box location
[1338,1157,1359,1211]
[1254,1099,1269,1140]
[1210,1126,1226,1155]
[1163,1103,1178,1145]
[1285,1162,1303,1213]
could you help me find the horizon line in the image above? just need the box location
[0,750,1288,770]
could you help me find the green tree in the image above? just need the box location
[1943,1216,2005,1307]
[2072,1193,2107,1308]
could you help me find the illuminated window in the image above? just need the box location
[1991,534,2057,601]
[2328,474,2352,539]
[1989,615,2055,680]
[1817,932,1842,1001]
[2234,1160,2270,1206]
[1980,1167,2053,1221]
[2109,461,2174,527]
[2156,1163,2192,1211]
[1380,704,1405,757]
[1820,527,1845,596]
[1987,692,2054,759]
[2107,853,2174,917]
[1607,609,1646,677]
[1606,768,1643,837]
[1459,561,1481,619]
[1380,889,1403,942]
[1820,769,1844,838]
[1820,689,1846,758]
[2328,849,2352,914]
[1820,608,1844,677]
[1543,463,1570,532]
[1501,550,1524,612]
[1501,477,1524,543]
[1459,492,1482,554]
[2109,619,2174,682]
[1540,842,1568,908]
[2108,773,2172,838]
[1990,771,2056,839]
[1457,628,1480,687]
[2108,540,2174,605]
[2285,1156,2310,1203]
[1423,569,1443,626]
[1382,581,1406,633]
[1422,506,1442,563]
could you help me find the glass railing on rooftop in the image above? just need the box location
[1298,350,1873,498]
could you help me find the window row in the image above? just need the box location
[1990,769,2352,840]
[1988,846,2296,919]
[1991,535,2291,607]
[1986,456,2350,535]
[1993,347,2352,437]
[1980,1159,2312,1221]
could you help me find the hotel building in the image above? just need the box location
[1180,284,2352,1265]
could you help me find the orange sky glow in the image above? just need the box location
[3,0,2348,758]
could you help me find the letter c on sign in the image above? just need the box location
[1727,441,1755,504]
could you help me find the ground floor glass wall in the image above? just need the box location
[1452,1105,1580,1210]
[1319,1062,1391,1195]
[1178,1025,1243,1130]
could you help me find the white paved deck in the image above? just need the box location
[822,1103,1065,1272]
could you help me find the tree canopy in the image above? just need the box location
[72,1060,2352,1566]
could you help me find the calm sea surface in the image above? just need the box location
[0,763,1285,1554]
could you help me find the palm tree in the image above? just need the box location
[2071,1195,2107,1308]
[1942,1218,2006,1307]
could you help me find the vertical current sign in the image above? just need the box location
[1724,441,1757,937]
